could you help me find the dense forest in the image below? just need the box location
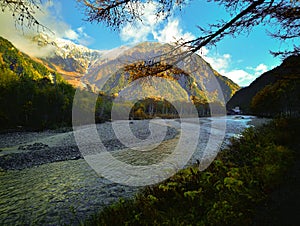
[101,97,222,121]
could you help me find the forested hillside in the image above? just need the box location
[0,36,75,130]
[227,55,300,116]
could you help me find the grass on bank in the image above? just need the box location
[84,118,300,226]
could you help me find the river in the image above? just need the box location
[0,116,267,225]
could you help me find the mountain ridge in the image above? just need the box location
[227,55,300,115]
[4,35,239,103]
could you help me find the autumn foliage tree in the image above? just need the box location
[124,61,187,82]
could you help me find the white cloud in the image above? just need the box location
[197,46,209,56]
[254,63,268,76]
[153,18,195,43]
[65,29,79,41]
[75,26,94,46]
[39,4,94,46]
[202,53,231,72]
[120,2,164,43]
[0,10,56,57]
[77,27,84,33]
[222,70,254,87]
[120,2,194,44]
[120,23,151,43]
[221,63,270,87]
[201,50,269,87]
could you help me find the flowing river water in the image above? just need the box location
[0,116,267,225]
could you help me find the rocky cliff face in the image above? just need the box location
[83,42,239,103]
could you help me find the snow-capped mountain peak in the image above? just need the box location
[32,33,107,78]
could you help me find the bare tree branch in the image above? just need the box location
[78,0,185,28]
[0,0,51,32]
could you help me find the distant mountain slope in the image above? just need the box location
[227,55,300,115]
[84,42,239,103]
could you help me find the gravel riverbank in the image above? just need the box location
[0,120,178,170]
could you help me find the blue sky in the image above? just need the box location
[0,0,294,86]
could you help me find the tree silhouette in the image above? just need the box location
[78,0,299,57]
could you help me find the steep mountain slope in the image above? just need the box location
[32,34,105,87]
[83,42,239,103]
[227,55,300,114]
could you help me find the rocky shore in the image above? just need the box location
[0,120,178,170]
[0,144,81,170]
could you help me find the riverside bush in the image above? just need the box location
[85,118,298,226]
